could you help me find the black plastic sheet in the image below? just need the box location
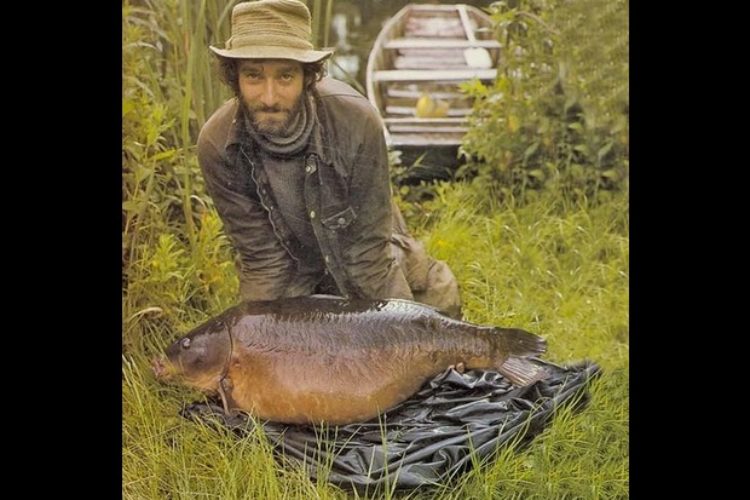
[181,359,600,490]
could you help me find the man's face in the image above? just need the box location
[238,59,305,136]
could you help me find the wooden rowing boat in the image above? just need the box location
[366,3,500,156]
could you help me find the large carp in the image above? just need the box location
[152,296,548,425]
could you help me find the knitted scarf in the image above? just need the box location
[244,93,314,157]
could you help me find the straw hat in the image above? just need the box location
[210,0,333,63]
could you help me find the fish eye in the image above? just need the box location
[181,338,191,349]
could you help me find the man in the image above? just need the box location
[198,0,462,317]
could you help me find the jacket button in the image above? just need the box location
[324,255,330,263]
[310,210,316,219]
[337,217,346,225]
[305,158,317,174]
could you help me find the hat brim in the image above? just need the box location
[210,45,333,63]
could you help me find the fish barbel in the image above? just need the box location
[153,296,547,424]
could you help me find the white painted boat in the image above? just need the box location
[366,3,500,150]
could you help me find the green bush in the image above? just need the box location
[122,0,239,354]
[459,0,628,202]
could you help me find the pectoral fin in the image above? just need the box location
[217,378,236,415]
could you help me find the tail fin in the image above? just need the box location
[497,356,549,386]
[494,327,547,358]
[491,327,548,386]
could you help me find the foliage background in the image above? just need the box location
[456,0,628,203]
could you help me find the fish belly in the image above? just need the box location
[226,347,447,424]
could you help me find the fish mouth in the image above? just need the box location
[151,356,173,381]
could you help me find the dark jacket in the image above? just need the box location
[197,77,461,316]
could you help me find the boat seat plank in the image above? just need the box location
[384,117,467,124]
[396,48,465,57]
[383,95,464,108]
[389,134,464,147]
[405,28,466,38]
[384,39,501,50]
[385,105,471,117]
[389,125,469,133]
[374,69,497,82]
[394,57,468,70]
[408,4,462,11]
[386,88,464,99]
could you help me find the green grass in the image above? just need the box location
[123,184,628,499]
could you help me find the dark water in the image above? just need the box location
[326,0,496,92]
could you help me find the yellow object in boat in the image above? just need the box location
[415,93,450,118]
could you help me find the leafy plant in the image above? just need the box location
[459,0,628,203]
[122,0,240,353]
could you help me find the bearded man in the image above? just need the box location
[198,0,462,317]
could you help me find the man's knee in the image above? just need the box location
[412,258,462,319]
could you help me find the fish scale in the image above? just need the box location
[154,296,547,424]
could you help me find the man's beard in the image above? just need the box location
[245,94,304,137]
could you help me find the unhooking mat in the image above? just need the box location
[181,359,601,490]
